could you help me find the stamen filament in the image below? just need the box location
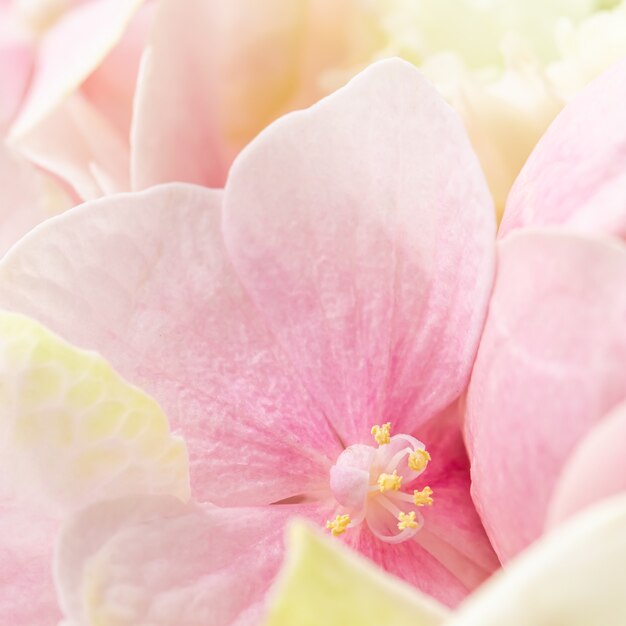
[377,493,402,518]
[384,447,413,474]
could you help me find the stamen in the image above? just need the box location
[413,486,434,507]
[326,514,351,537]
[371,422,391,445]
[377,469,402,493]
[408,448,431,472]
[397,511,419,530]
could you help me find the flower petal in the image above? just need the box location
[0,13,33,129]
[56,496,330,626]
[223,58,496,444]
[81,3,153,139]
[0,184,342,506]
[547,400,626,527]
[10,91,130,201]
[0,143,69,257]
[0,495,61,625]
[447,494,626,626]
[466,229,626,561]
[131,0,381,190]
[266,521,450,626]
[0,311,189,511]
[501,56,626,239]
[9,0,143,139]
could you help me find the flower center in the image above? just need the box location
[326,423,433,543]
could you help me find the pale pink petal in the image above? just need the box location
[131,0,381,190]
[466,230,626,561]
[131,0,296,189]
[0,143,69,256]
[223,59,496,444]
[11,91,130,200]
[10,0,143,139]
[0,184,342,506]
[547,401,626,527]
[8,0,142,198]
[56,496,331,626]
[82,2,154,138]
[0,21,33,128]
[0,496,61,625]
[500,57,626,239]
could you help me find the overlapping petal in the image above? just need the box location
[0,310,191,625]
[466,229,626,560]
[266,521,449,626]
[11,92,130,200]
[131,0,382,190]
[56,496,332,626]
[447,494,626,626]
[267,495,626,626]
[10,0,143,139]
[8,0,144,199]
[0,311,190,510]
[547,400,626,526]
[501,56,626,239]
[0,143,69,257]
[0,184,342,506]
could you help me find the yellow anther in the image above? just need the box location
[371,422,391,445]
[326,514,351,537]
[413,486,434,507]
[408,448,431,472]
[397,511,419,530]
[377,469,402,493]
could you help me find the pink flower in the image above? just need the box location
[466,57,626,561]
[0,60,498,624]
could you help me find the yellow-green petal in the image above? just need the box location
[264,521,449,626]
[0,311,189,510]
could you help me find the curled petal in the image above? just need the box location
[547,401,626,527]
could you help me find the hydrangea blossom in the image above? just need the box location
[0,60,498,624]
